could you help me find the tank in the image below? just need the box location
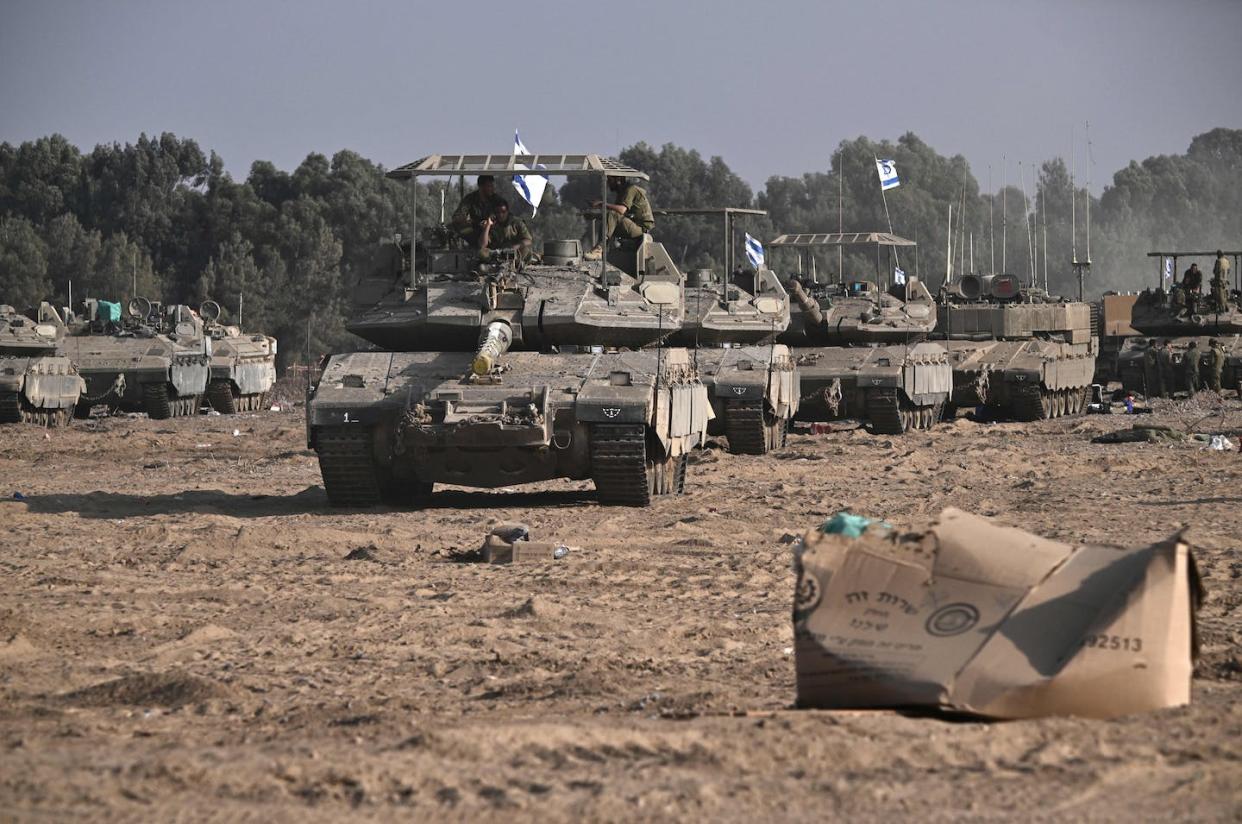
[60,297,212,419]
[937,273,1098,420]
[196,301,278,413]
[308,153,712,507]
[777,272,953,435]
[0,303,84,427]
[657,207,799,455]
[1109,276,1242,396]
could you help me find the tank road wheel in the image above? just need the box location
[0,392,20,424]
[724,400,783,455]
[315,426,383,507]
[207,380,238,414]
[143,382,173,420]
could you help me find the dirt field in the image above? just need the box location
[1,397,1240,821]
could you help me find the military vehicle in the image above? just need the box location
[656,207,799,454]
[937,273,1098,420]
[1105,249,1242,396]
[309,153,712,507]
[61,297,211,419]
[767,232,952,434]
[196,300,278,413]
[0,303,84,427]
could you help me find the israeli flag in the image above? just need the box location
[744,233,765,268]
[512,130,548,215]
[876,158,900,191]
[894,266,906,285]
[1164,257,1174,284]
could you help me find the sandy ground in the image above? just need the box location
[1,394,1240,821]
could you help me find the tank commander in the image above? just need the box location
[584,175,655,260]
[452,175,501,245]
[479,199,532,262]
[1183,340,1201,395]
[1208,338,1227,393]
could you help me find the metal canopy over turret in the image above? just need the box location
[769,232,916,247]
[387,154,649,180]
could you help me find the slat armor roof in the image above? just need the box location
[387,154,649,180]
[768,232,917,247]
[1146,250,1240,257]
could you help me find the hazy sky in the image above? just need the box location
[2,0,1240,194]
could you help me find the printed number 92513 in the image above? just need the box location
[1083,634,1143,652]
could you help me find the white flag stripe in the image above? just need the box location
[512,130,548,215]
[744,233,765,268]
[876,158,900,191]
[894,266,906,285]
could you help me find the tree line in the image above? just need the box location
[1,128,1239,365]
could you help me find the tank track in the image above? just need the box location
[207,380,237,414]
[866,389,941,435]
[143,383,199,419]
[0,392,20,424]
[590,424,652,507]
[1010,385,1088,421]
[724,400,784,455]
[315,426,383,507]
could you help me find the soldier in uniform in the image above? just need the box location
[1157,338,1175,396]
[1214,249,1232,283]
[1183,340,1201,395]
[1210,267,1229,313]
[479,199,533,262]
[1208,338,1227,393]
[1142,339,1165,399]
[584,175,656,260]
[452,175,501,245]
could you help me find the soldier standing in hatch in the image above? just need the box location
[478,199,533,262]
[452,175,501,245]
[1208,338,1227,394]
[584,175,655,260]
[1183,340,1201,395]
[1142,340,1165,399]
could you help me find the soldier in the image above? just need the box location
[1214,249,1231,283]
[479,199,533,262]
[452,175,501,245]
[1158,338,1175,396]
[1210,267,1229,313]
[1183,340,1201,395]
[584,175,655,260]
[1142,339,1165,399]
[1183,262,1203,294]
[1208,338,1227,393]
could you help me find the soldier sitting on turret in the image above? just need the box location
[452,175,501,245]
[479,199,532,262]
[584,175,655,260]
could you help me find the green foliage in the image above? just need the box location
[1,129,1240,367]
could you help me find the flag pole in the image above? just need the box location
[874,156,900,274]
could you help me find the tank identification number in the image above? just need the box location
[343,412,355,423]
[1082,634,1143,652]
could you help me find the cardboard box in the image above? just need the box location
[482,535,565,564]
[793,508,1203,719]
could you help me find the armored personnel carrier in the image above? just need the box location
[196,301,278,413]
[61,297,211,419]
[309,153,711,507]
[1108,249,1242,396]
[768,233,952,434]
[655,208,799,454]
[0,303,84,427]
[937,273,1098,420]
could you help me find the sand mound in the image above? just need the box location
[57,671,240,708]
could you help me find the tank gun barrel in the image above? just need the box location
[787,279,824,326]
[472,320,513,376]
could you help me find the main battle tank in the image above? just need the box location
[1107,250,1242,395]
[0,303,84,427]
[60,297,211,419]
[196,300,278,413]
[672,265,799,453]
[937,273,1098,420]
[309,153,712,507]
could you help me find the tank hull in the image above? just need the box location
[59,335,209,418]
[697,345,800,454]
[308,348,712,506]
[945,338,1098,420]
[792,342,952,434]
